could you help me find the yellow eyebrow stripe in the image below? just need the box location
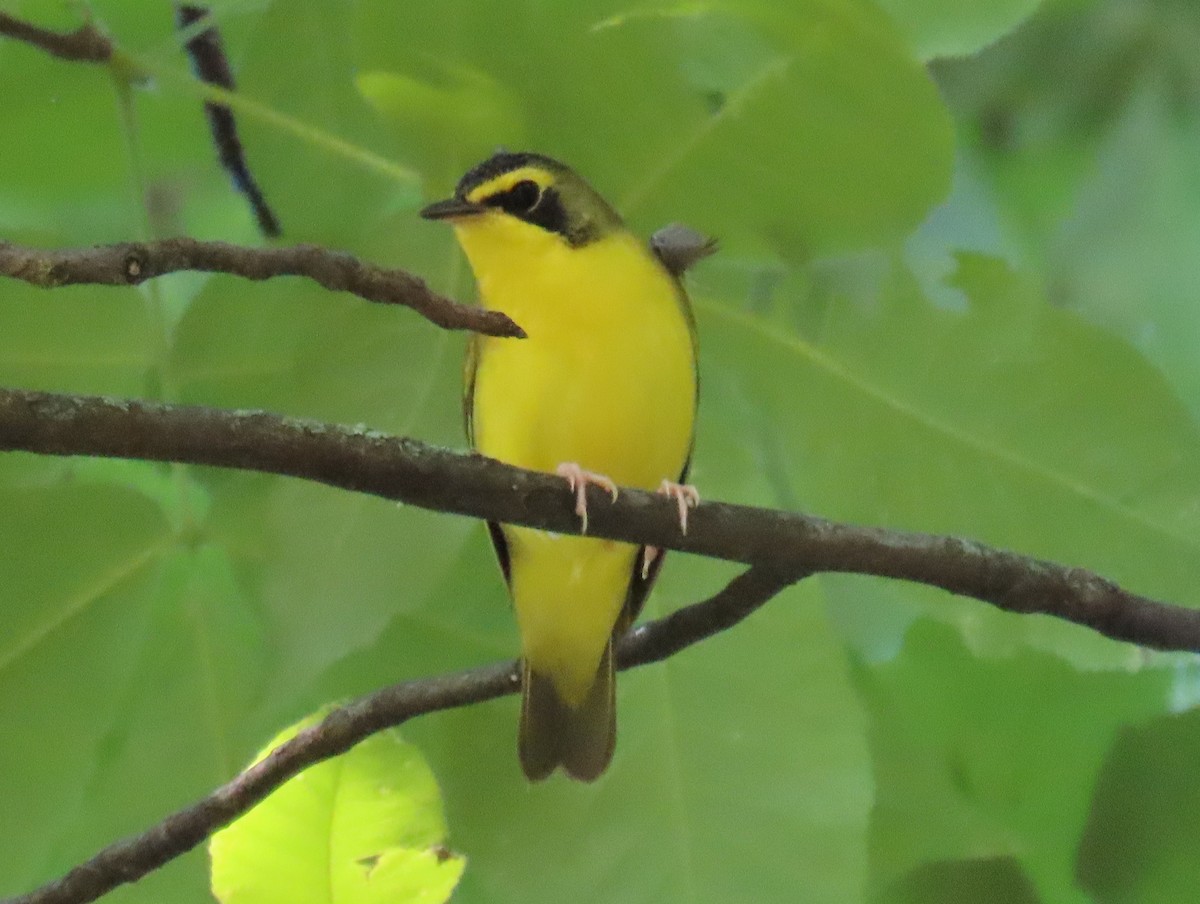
[465,166,553,203]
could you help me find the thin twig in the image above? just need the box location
[176,4,282,237]
[0,12,112,63]
[619,567,806,665]
[0,240,524,338]
[0,386,1195,653]
[2,567,795,904]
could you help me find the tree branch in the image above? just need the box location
[0,239,524,338]
[0,12,112,63]
[0,386,1196,653]
[3,567,797,904]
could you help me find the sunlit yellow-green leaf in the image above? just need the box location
[210,715,464,904]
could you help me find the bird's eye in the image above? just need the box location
[497,179,541,214]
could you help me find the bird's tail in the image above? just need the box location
[519,641,616,782]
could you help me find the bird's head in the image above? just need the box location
[420,152,623,264]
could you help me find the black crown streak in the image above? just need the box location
[454,151,564,197]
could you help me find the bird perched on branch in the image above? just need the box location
[422,151,712,780]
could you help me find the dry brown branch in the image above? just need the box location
[0,239,524,338]
[0,387,1193,653]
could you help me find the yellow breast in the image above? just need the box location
[463,220,696,487]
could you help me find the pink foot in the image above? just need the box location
[641,480,700,578]
[555,462,618,534]
[659,479,701,535]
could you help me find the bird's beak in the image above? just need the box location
[420,197,485,220]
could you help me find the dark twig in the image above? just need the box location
[176,5,282,237]
[0,240,524,338]
[3,567,792,904]
[0,12,112,63]
[0,387,1195,653]
[619,566,804,665]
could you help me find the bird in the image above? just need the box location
[421,151,711,781]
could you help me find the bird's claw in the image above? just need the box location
[555,462,618,534]
[641,480,700,578]
[658,479,700,535]
[641,545,659,580]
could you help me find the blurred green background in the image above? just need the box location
[2,0,1199,901]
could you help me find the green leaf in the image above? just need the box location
[873,0,1047,60]
[53,544,270,860]
[0,484,168,893]
[858,620,1168,903]
[356,66,526,181]
[1077,707,1200,904]
[698,249,1200,665]
[1046,84,1200,424]
[352,0,953,254]
[933,2,1200,425]
[619,1,954,254]
[234,0,418,242]
[210,716,464,904]
[0,32,135,239]
[877,857,1042,904]
[0,481,268,904]
[0,282,155,397]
